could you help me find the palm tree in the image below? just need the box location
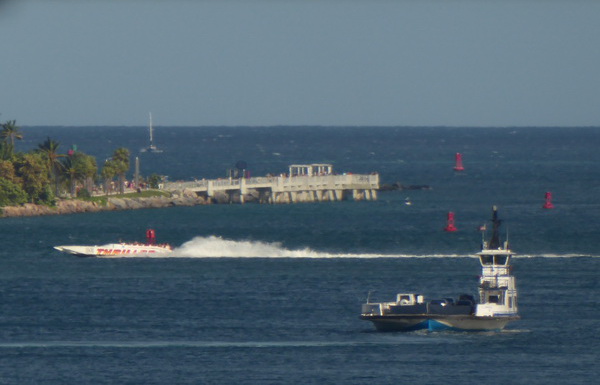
[62,156,81,197]
[15,152,53,204]
[111,147,130,194]
[0,120,23,160]
[62,151,97,197]
[36,137,65,196]
[75,152,97,195]
[101,159,117,195]
[1,120,23,146]
[0,142,12,161]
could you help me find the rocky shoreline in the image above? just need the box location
[0,190,208,218]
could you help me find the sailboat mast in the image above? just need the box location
[149,112,154,145]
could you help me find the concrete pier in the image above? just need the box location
[163,164,379,204]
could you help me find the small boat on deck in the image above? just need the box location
[360,206,520,332]
[54,229,172,257]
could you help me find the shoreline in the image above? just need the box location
[0,190,208,218]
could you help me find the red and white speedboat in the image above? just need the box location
[54,229,172,257]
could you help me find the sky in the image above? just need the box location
[1,0,599,127]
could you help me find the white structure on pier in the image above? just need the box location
[163,164,379,204]
[289,164,333,177]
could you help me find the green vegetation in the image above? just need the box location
[0,119,159,208]
[147,173,162,189]
[105,147,130,194]
[77,189,170,207]
[0,178,28,206]
[0,120,22,160]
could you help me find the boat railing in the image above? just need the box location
[361,303,383,316]
[245,176,277,185]
[213,179,240,187]
[163,180,208,190]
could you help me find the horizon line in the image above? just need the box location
[18,124,600,129]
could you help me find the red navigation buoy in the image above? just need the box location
[146,229,157,244]
[444,212,458,232]
[453,153,464,171]
[542,191,554,209]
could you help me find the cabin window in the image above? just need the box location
[494,256,508,265]
[508,297,513,308]
[480,255,493,265]
[488,295,499,303]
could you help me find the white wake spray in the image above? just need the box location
[171,236,468,259]
[175,236,346,258]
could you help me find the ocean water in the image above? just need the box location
[1,126,599,384]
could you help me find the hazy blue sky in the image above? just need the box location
[1,0,599,127]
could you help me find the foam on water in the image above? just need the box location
[172,236,468,258]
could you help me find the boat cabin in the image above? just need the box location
[479,253,510,266]
[396,293,425,306]
[475,248,518,317]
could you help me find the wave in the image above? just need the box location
[0,339,435,349]
[514,253,598,258]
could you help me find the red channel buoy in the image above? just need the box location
[146,229,157,244]
[444,212,458,232]
[542,191,554,209]
[453,153,465,171]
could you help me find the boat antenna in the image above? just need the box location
[480,225,486,250]
[488,205,502,250]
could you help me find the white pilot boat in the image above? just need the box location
[54,229,172,257]
[360,206,520,332]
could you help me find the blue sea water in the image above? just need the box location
[1,126,599,384]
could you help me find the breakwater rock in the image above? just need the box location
[379,182,432,192]
[0,191,207,218]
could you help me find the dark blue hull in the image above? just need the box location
[361,314,519,332]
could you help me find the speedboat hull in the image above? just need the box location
[54,243,172,257]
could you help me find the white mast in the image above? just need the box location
[149,112,154,145]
